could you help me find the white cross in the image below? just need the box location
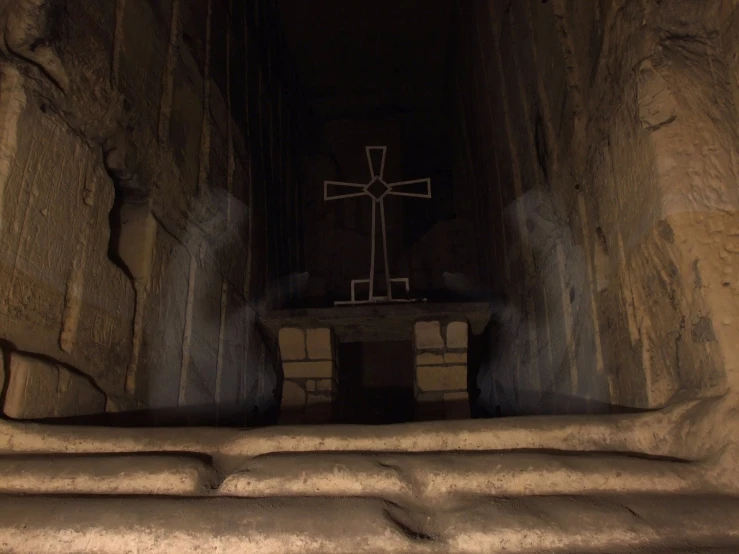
[324,146,432,305]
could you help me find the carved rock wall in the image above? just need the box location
[0,0,290,423]
[455,0,737,413]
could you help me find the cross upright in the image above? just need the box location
[324,146,432,305]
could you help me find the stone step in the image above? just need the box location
[218,450,731,500]
[0,449,732,500]
[0,455,216,496]
[0,494,737,553]
[0,397,736,552]
[0,399,706,461]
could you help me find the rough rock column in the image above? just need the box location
[413,320,470,420]
[277,327,337,423]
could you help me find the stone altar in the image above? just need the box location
[261,302,491,423]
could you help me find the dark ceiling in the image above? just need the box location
[276,0,455,122]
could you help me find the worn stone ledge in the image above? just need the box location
[0,396,730,464]
[218,450,735,499]
[0,494,738,553]
[0,455,217,496]
[0,449,729,502]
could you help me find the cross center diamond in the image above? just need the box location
[365,177,390,200]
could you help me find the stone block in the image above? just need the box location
[281,381,306,409]
[306,393,332,405]
[278,328,306,361]
[316,379,334,392]
[282,361,334,379]
[444,352,468,364]
[414,321,444,350]
[416,353,444,366]
[416,365,468,392]
[305,380,316,392]
[306,328,332,360]
[3,354,106,419]
[446,322,468,349]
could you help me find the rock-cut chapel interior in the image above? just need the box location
[2,0,739,552]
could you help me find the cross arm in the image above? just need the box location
[387,178,432,199]
[324,181,369,201]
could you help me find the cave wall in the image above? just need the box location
[0,0,294,424]
[455,0,735,413]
